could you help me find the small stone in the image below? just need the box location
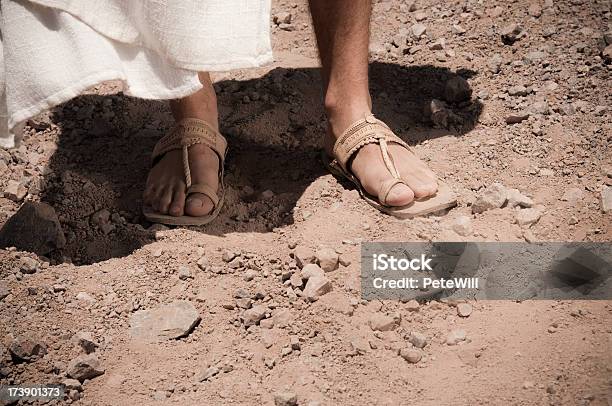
[196,366,219,382]
[19,257,39,274]
[602,45,612,64]
[67,354,105,382]
[4,180,27,202]
[508,85,529,97]
[74,332,98,354]
[76,291,96,303]
[399,348,422,363]
[260,189,275,200]
[408,332,428,348]
[516,206,544,227]
[0,285,9,301]
[451,24,466,35]
[452,215,473,236]
[9,338,47,362]
[316,247,339,272]
[274,391,298,406]
[368,313,396,331]
[0,202,66,256]
[290,336,301,350]
[446,329,467,345]
[274,12,292,25]
[62,379,82,392]
[241,304,268,327]
[197,256,210,271]
[600,186,612,213]
[129,300,201,342]
[300,263,325,281]
[289,272,303,288]
[529,101,550,115]
[302,275,332,301]
[506,188,534,208]
[505,112,530,124]
[90,209,110,227]
[488,54,503,73]
[293,246,315,268]
[411,23,427,38]
[500,23,525,45]
[405,300,420,312]
[457,303,473,317]
[414,11,427,21]
[528,4,542,17]
[472,183,507,213]
[444,77,472,103]
[221,250,238,263]
[338,255,351,267]
[177,266,192,280]
[522,381,535,389]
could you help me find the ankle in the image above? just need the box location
[324,91,373,137]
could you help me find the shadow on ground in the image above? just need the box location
[32,62,482,264]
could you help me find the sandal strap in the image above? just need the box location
[378,178,409,206]
[152,118,227,166]
[152,118,227,210]
[332,113,411,181]
[187,183,220,208]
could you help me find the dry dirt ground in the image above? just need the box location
[1,0,612,405]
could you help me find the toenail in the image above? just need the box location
[186,197,203,207]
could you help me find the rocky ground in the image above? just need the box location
[1,0,611,405]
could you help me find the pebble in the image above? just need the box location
[0,284,9,301]
[452,215,473,236]
[446,329,467,345]
[500,23,525,44]
[241,304,268,327]
[505,112,530,124]
[368,313,396,331]
[472,183,507,213]
[62,379,82,392]
[315,247,339,272]
[515,206,544,227]
[302,275,332,302]
[67,354,105,382]
[19,257,39,274]
[129,300,201,342]
[273,12,292,25]
[457,303,473,317]
[408,331,428,348]
[196,366,219,382]
[528,4,543,17]
[300,263,325,281]
[399,348,422,364]
[222,250,239,263]
[411,23,427,38]
[506,188,534,208]
[293,246,315,268]
[529,101,550,115]
[74,331,98,354]
[178,266,192,280]
[444,77,472,103]
[0,202,66,256]
[451,24,466,35]
[601,186,611,213]
[9,337,47,362]
[508,85,529,97]
[4,180,27,202]
[405,300,420,312]
[274,391,298,406]
[488,53,503,73]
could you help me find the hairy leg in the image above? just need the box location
[309,0,438,205]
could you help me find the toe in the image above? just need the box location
[384,182,415,206]
[169,185,186,217]
[157,188,173,214]
[406,175,438,199]
[185,193,215,217]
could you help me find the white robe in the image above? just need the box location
[0,0,273,148]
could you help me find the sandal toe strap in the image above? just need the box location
[187,183,220,209]
[378,178,409,206]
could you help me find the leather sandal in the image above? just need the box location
[143,118,227,226]
[322,114,457,218]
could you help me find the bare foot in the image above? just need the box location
[325,114,438,207]
[143,72,221,217]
